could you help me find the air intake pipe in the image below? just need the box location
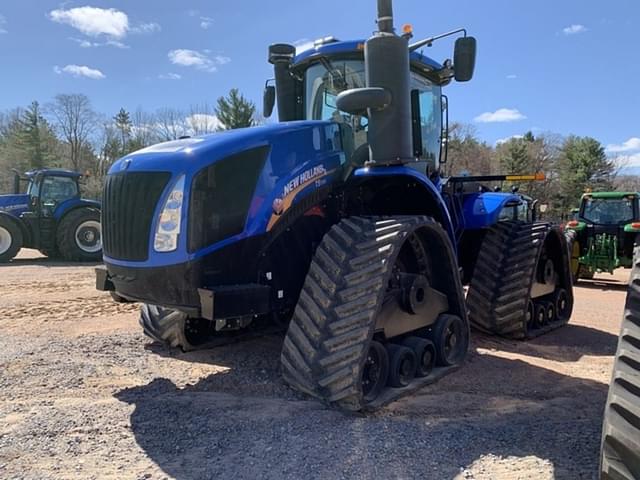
[268,44,298,122]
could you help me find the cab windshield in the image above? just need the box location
[581,197,635,225]
[304,57,442,163]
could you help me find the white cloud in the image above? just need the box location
[506,74,517,79]
[159,73,182,80]
[54,64,105,80]
[70,37,129,49]
[606,137,640,153]
[168,49,230,72]
[616,153,640,169]
[49,7,129,38]
[495,134,524,146]
[186,114,222,133]
[474,108,526,123]
[563,24,587,35]
[131,22,161,34]
[0,14,7,34]
[200,16,214,29]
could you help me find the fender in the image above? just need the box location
[462,191,523,229]
[350,166,457,247]
[53,198,100,221]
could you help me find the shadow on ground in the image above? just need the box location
[0,257,101,268]
[473,323,619,363]
[117,335,607,480]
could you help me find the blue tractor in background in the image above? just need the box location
[96,0,573,411]
[0,169,102,262]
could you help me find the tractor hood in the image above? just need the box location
[109,121,343,176]
[0,193,30,217]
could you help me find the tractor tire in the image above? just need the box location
[467,221,573,339]
[281,216,468,411]
[600,246,640,480]
[56,208,102,262]
[565,229,581,283]
[0,216,23,263]
[139,304,210,352]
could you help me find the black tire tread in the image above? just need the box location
[56,207,102,262]
[139,304,195,351]
[281,216,442,411]
[601,246,640,480]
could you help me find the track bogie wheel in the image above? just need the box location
[533,303,546,328]
[402,336,435,377]
[554,288,570,322]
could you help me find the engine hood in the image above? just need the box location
[0,194,29,216]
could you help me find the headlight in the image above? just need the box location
[154,175,185,252]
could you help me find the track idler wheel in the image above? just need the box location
[362,341,389,403]
[526,300,535,330]
[432,314,468,367]
[402,336,436,377]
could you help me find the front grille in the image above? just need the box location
[102,172,171,261]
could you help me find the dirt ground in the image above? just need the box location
[0,249,628,480]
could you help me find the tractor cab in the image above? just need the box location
[23,169,82,218]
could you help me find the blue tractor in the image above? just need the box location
[0,169,102,262]
[96,0,573,410]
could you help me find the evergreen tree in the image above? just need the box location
[557,136,615,213]
[114,108,132,155]
[16,101,59,169]
[215,89,256,130]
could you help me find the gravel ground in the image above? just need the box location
[0,249,627,479]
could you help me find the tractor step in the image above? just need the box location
[467,221,573,340]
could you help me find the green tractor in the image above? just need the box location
[565,192,640,281]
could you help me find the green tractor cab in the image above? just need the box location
[565,192,640,280]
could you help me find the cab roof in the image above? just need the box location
[25,168,81,178]
[582,191,638,199]
[293,39,443,71]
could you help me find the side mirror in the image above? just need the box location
[263,85,276,118]
[453,36,476,82]
[336,87,391,116]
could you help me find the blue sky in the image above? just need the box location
[0,0,639,165]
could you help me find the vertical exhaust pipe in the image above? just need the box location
[268,44,297,122]
[365,0,413,165]
[376,0,394,33]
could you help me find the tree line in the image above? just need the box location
[444,124,635,219]
[0,89,256,197]
[0,92,634,218]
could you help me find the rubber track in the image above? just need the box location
[601,246,640,480]
[281,215,440,411]
[467,221,568,339]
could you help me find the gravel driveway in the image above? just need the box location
[0,250,626,479]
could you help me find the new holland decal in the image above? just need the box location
[267,165,331,231]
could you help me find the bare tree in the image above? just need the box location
[47,94,98,171]
[130,107,156,149]
[187,103,219,135]
[154,108,187,141]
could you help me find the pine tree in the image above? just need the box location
[114,108,132,155]
[16,101,59,169]
[215,89,256,130]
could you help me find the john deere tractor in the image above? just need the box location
[97,0,573,411]
[565,192,640,281]
[0,169,102,262]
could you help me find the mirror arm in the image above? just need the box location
[409,28,467,52]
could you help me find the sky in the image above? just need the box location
[0,0,639,166]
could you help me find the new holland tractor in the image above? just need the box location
[565,191,640,281]
[0,168,102,262]
[96,0,573,411]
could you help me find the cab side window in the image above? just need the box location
[40,177,79,204]
[411,74,442,166]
